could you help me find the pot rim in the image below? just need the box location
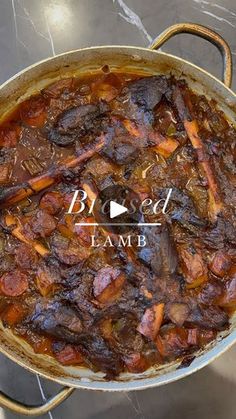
[0,44,235,392]
[0,45,235,98]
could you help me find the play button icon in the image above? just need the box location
[93,184,142,234]
[110,201,128,219]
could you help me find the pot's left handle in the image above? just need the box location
[0,386,74,416]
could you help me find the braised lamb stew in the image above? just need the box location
[0,70,235,379]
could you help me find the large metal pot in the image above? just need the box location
[0,23,235,416]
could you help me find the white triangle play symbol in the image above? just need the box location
[110,201,128,219]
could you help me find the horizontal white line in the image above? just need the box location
[75,223,162,226]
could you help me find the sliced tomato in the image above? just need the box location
[0,271,28,297]
[55,345,83,365]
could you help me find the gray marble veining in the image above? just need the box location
[0,1,235,418]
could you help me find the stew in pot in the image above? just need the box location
[0,69,235,378]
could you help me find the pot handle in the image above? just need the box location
[0,386,74,416]
[149,23,232,88]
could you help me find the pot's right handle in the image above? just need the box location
[0,386,74,416]
[149,23,232,88]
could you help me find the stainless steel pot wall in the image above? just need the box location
[0,23,235,416]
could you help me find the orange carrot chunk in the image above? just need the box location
[153,137,179,157]
[93,267,125,304]
[2,303,26,325]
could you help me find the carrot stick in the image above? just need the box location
[173,86,222,220]
[5,214,50,257]
[184,120,222,218]
[0,136,106,209]
[123,119,168,145]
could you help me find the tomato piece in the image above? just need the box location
[0,271,28,297]
[15,243,38,270]
[123,353,148,373]
[31,335,53,355]
[20,96,47,127]
[55,344,83,365]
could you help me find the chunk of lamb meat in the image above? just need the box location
[202,216,236,250]
[61,273,98,326]
[187,304,229,330]
[165,187,207,235]
[76,333,123,377]
[39,191,63,215]
[23,210,57,239]
[31,301,122,377]
[112,76,169,123]
[102,134,139,165]
[36,262,59,297]
[30,301,83,341]
[51,234,91,265]
[99,315,147,373]
[197,280,223,305]
[156,326,193,360]
[46,102,109,146]
[138,224,178,276]
[42,78,74,99]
